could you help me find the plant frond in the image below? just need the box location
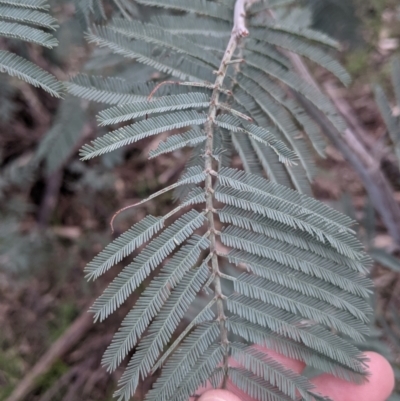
[215,115,298,166]
[217,168,358,239]
[229,342,314,400]
[114,262,211,401]
[218,206,369,273]
[90,210,206,322]
[0,5,58,30]
[231,132,263,175]
[101,235,210,372]
[213,128,233,169]
[84,215,165,281]
[242,52,346,133]
[75,2,373,399]
[66,74,153,105]
[216,185,360,260]
[153,299,217,372]
[173,142,205,202]
[147,323,220,401]
[248,0,296,14]
[151,15,231,37]
[216,168,364,259]
[233,72,317,180]
[225,250,371,322]
[230,88,297,190]
[218,105,253,122]
[0,0,49,10]
[149,129,207,159]
[179,186,208,208]
[251,28,350,85]
[245,39,291,69]
[234,273,367,341]
[168,345,224,401]
[80,111,208,160]
[227,296,367,373]
[273,5,312,27]
[245,70,326,157]
[228,367,294,401]
[258,21,339,49]
[97,93,210,126]
[135,0,233,22]
[86,25,214,82]
[0,21,58,48]
[221,226,371,298]
[109,19,220,68]
[0,50,63,97]
[226,317,366,383]
[250,138,293,187]
[285,165,313,196]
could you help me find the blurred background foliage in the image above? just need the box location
[0,0,400,400]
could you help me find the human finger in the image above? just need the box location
[310,351,395,401]
[198,389,242,401]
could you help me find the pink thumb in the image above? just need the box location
[310,351,395,401]
[198,389,242,401]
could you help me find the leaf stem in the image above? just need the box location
[205,0,250,387]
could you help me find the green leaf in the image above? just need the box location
[90,210,206,322]
[216,168,364,259]
[147,323,219,401]
[84,215,165,281]
[80,111,208,160]
[67,74,150,105]
[135,0,233,22]
[114,262,211,401]
[149,129,207,159]
[102,235,210,372]
[86,26,214,83]
[97,93,210,126]
[226,317,366,382]
[251,28,350,85]
[225,250,371,322]
[227,296,367,373]
[109,19,220,68]
[229,342,314,400]
[234,273,367,341]
[0,5,58,30]
[221,226,371,298]
[0,0,49,10]
[0,21,58,48]
[215,115,299,166]
[0,50,63,97]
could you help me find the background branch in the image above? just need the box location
[286,53,400,246]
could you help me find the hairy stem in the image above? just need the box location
[205,0,250,387]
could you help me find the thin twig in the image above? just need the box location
[147,80,225,101]
[233,0,250,38]
[203,0,251,387]
[5,311,93,401]
[285,52,400,245]
[110,179,194,232]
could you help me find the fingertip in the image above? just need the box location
[198,389,242,401]
[310,352,395,401]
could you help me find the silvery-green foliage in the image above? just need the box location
[374,57,400,169]
[0,0,63,96]
[76,1,372,400]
